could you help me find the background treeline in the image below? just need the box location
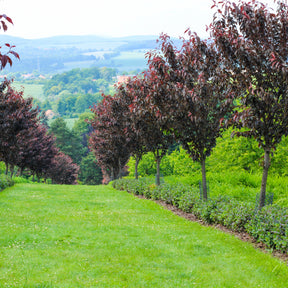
[43,67,116,97]
[38,67,117,117]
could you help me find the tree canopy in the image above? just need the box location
[210,0,288,208]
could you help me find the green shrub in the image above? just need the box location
[192,198,219,224]
[245,206,288,253]
[13,177,33,184]
[150,184,162,200]
[112,178,153,195]
[178,190,200,213]
[113,178,288,253]
[209,198,254,232]
[0,162,5,174]
[112,178,128,190]
[0,174,14,191]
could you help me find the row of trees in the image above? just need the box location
[33,67,119,119]
[43,67,117,98]
[0,79,79,184]
[51,92,102,117]
[89,0,288,209]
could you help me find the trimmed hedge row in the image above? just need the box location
[113,178,288,254]
[0,174,14,191]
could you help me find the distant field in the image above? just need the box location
[0,183,287,287]
[80,50,149,72]
[113,51,148,71]
[12,81,45,102]
[64,118,78,129]
[62,60,96,72]
[83,51,115,59]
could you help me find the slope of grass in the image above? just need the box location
[0,183,287,287]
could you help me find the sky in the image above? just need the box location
[0,0,277,39]
[0,0,215,39]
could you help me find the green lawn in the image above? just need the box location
[0,184,287,287]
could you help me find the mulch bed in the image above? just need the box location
[135,194,288,265]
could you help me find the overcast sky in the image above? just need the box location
[0,0,277,39]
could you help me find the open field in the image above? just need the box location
[0,183,287,287]
[12,82,45,102]
[63,118,78,130]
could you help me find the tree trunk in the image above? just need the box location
[110,168,114,181]
[135,158,139,180]
[156,156,161,186]
[118,158,122,179]
[10,165,14,179]
[5,162,8,175]
[201,158,208,201]
[259,149,270,209]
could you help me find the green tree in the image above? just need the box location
[72,112,94,151]
[42,99,52,110]
[49,117,85,164]
[79,152,103,185]
[207,128,262,173]
[74,93,102,114]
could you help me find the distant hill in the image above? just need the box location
[0,35,161,74]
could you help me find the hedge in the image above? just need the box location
[0,174,14,191]
[113,178,288,254]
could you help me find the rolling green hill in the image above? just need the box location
[0,35,160,74]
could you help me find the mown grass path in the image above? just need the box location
[0,184,287,287]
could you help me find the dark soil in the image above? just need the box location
[136,194,288,265]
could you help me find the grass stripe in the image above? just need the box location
[0,183,287,287]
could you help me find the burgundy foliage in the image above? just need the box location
[47,152,79,185]
[0,14,79,184]
[116,82,147,179]
[0,14,19,70]
[89,95,131,182]
[144,32,234,196]
[0,80,39,174]
[17,124,58,178]
[122,74,174,185]
[0,80,79,184]
[210,0,288,208]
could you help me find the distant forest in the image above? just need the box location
[37,67,117,117]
